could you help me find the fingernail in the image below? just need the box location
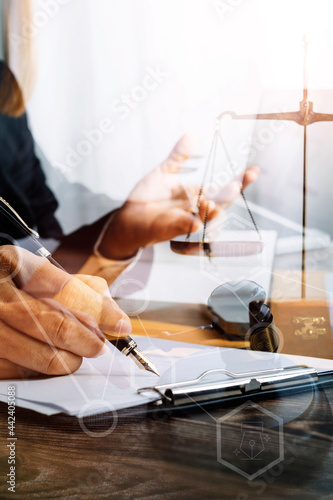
[115,317,132,335]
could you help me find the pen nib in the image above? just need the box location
[129,348,160,376]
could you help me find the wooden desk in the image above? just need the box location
[0,302,332,499]
[0,384,332,499]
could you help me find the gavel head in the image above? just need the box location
[207,280,279,353]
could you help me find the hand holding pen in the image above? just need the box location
[0,199,159,379]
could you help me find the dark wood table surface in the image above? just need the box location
[0,358,332,499]
[0,386,332,499]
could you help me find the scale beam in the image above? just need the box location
[217,100,333,126]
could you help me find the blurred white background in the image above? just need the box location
[2,0,333,235]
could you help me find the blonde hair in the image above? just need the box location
[2,0,37,104]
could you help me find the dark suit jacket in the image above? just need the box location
[0,59,114,271]
[0,103,111,271]
[0,109,63,240]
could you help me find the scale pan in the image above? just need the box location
[166,165,198,174]
[170,239,264,257]
[166,155,204,174]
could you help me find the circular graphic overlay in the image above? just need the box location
[244,322,285,358]
[0,234,23,285]
[111,278,150,316]
[78,400,118,438]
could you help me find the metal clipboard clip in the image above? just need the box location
[138,366,318,408]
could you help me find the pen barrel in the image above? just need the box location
[109,336,137,356]
[0,197,39,239]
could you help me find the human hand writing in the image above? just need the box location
[0,246,131,379]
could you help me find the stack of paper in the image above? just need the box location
[0,336,329,418]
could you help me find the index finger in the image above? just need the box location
[0,285,106,359]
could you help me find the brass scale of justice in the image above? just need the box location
[170,39,332,301]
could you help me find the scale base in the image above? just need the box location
[170,239,264,257]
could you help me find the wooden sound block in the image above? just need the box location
[270,270,333,359]
[270,297,333,358]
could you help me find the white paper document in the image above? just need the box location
[0,336,330,418]
[110,231,277,305]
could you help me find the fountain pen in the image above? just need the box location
[0,197,160,376]
[109,337,159,375]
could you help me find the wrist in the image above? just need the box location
[96,207,141,260]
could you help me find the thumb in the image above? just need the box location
[161,132,196,173]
